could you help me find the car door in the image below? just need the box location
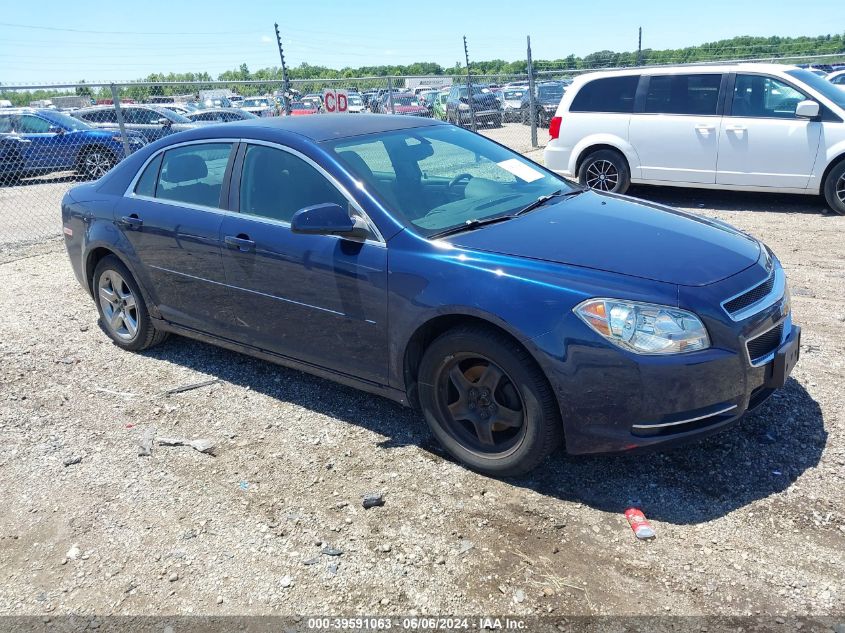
[115,140,237,334]
[218,142,388,384]
[716,73,822,189]
[628,73,724,184]
[15,114,74,170]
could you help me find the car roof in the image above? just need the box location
[176,113,446,143]
[572,63,804,84]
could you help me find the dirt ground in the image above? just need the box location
[0,185,843,625]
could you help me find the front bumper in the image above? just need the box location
[532,257,799,455]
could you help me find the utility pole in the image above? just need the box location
[637,27,643,66]
[527,35,537,148]
[274,22,292,115]
[463,35,477,132]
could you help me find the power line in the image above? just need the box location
[0,21,260,36]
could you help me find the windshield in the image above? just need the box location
[155,108,191,124]
[243,99,271,107]
[503,90,524,100]
[291,102,312,110]
[457,86,491,97]
[394,96,421,106]
[42,111,91,131]
[785,69,845,109]
[329,125,572,237]
[348,96,363,105]
[537,85,565,100]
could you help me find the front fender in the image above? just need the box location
[819,142,845,194]
[568,133,641,180]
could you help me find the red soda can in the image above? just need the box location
[624,508,656,540]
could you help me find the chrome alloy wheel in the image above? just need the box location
[585,159,619,191]
[98,271,138,341]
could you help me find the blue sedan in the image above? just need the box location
[0,108,146,183]
[61,115,800,476]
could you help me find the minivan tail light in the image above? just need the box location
[549,116,562,139]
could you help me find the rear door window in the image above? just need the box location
[570,76,639,113]
[644,74,722,115]
[154,143,233,208]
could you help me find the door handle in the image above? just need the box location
[694,124,715,132]
[118,214,143,229]
[224,235,256,252]
[726,125,747,132]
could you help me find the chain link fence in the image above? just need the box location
[2,52,845,251]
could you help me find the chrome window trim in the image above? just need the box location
[721,264,784,322]
[631,404,738,430]
[122,137,385,247]
[745,317,787,368]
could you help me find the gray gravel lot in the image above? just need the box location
[1,177,844,621]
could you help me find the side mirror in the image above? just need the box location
[291,203,370,239]
[154,117,172,127]
[48,125,65,135]
[795,100,820,119]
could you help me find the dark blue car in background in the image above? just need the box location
[0,108,146,184]
[61,115,800,476]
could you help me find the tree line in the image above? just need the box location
[2,33,844,105]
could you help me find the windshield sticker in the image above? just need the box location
[497,158,544,183]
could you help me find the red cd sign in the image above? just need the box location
[322,89,348,113]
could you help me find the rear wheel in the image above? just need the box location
[578,149,631,194]
[823,160,845,215]
[417,326,562,476]
[92,255,167,352]
[78,147,117,181]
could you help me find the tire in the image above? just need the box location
[578,149,631,194]
[92,255,167,352]
[78,146,117,181]
[823,160,845,215]
[492,115,502,128]
[417,325,563,477]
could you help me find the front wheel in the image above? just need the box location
[823,160,845,215]
[417,326,563,476]
[93,255,167,352]
[578,149,631,194]
[78,147,117,181]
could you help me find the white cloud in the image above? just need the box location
[261,35,273,44]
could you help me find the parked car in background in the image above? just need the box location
[544,64,845,214]
[62,114,799,476]
[185,108,259,123]
[521,81,566,127]
[827,70,845,86]
[446,85,502,128]
[347,93,366,113]
[500,86,526,122]
[300,97,323,113]
[72,105,199,143]
[383,93,430,117]
[199,96,233,109]
[239,97,279,117]
[0,108,145,183]
[289,101,319,116]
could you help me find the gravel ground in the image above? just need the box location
[0,185,844,624]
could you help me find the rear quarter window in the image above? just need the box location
[570,76,639,113]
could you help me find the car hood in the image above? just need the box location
[445,192,761,287]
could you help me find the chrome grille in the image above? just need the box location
[724,272,775,315]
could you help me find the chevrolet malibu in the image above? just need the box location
[61,115,800,476]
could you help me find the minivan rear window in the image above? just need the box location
[644,74,722,115]
[570,76,639,113]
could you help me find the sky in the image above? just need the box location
[0,0,841,85]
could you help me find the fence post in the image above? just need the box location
[527,36,538,148]
[464,36,477,132]
[387,76,395,114]
[110,84,131,158]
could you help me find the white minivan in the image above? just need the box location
[543,64,845,214]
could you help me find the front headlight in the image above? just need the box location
[574,298,710,354]
[458,103,469,110]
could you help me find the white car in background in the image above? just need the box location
[827,69,845,87]
[346,93,366,113]
[544,64,845,214]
